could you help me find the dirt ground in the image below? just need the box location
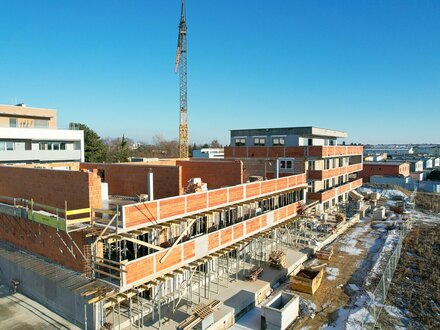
[377,211,440,329]
[290,214,396,329]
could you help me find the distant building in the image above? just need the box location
[0,104,84,164]
[364,146,414,156]
[422,158,433,169]
[192,148,224,159]
[360,161,410,183]
[414,145,439,156]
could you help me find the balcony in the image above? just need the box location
[307,178,363,203]
[224,145,364,159]
[308,163,363,180]
[307,146,364,157]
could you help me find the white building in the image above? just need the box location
[192,148,224,159]
[0,104,84,164]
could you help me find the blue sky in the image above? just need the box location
[0,1,439,145]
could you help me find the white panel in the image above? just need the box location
[195,235,208,259]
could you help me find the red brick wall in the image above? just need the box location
[177,159,243,189]
[0,165,101,209]
[80,163,181,199]
[0,214,89,273]
[360,163,409,182]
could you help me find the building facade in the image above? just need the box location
[0,104,84,164]
[360,161,410,183]
[224,126,363,210]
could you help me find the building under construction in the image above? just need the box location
[0,125,364,329]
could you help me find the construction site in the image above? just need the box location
[1,1,436,330]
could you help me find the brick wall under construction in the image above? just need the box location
[176,159,243,189]
[0,165,102,210]
[0,213,91,273]
[0,165,104,274]
[80,163,182,199]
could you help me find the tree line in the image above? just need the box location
[69,123,223,163]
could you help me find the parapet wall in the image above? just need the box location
[80,163,182,199]
[0,165,102,209]
[177,159,243,188]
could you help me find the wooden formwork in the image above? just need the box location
[290,267,324,295]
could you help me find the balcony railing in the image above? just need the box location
[307,178,363,203]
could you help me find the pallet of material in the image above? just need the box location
[269,250,286,269]
[290,267,324,295]
[315,247,334,260]
[246,267,263,281]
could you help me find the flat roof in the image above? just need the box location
[230,126,347,138]
[364,161,408,166]
[0,104,56,119]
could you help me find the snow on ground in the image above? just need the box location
[326,267,339,281]
[365,229,400,287]
[337,226,369,256]
[299,297,317,317]
[412,210,440,224]
[358,187,408,200]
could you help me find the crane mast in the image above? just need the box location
[175,0,188,159]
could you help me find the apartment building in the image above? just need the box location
[224,126,363,211]
[0,104,84,164]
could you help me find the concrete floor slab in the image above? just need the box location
[0,283,79,330]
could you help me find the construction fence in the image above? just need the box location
[361,213,415,329]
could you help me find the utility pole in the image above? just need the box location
[175,0,188,159]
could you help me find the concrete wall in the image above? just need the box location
[0,241,97,329]
[0,165,102,209]
[80,163,182,199]
[261,291,299,330]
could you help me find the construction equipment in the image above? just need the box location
[175,0,189,159]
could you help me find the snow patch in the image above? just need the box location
[326,267,339,281]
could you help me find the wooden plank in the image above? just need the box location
[95,262,127,273]
[66,208,91,216]
[93,268,121,280]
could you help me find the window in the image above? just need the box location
[253,137,266,146]
[235,138,246,146]
[6,142,14,151]
[272,137,285,146]
[34,119,49,128]
[9,118,17,127]
[338,175,344,185]
[60,143,66,150]
[308,160,315,170]
[324,159,331,170]
[280,160,293,169]
[308,138,313,146]
[324,179,330,190]
[308,180,315,193]
[25,141,32,150]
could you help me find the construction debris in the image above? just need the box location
[185,177,208,194]
[246,267,263,281]
[269,250,286,269]
[177,300,223,330]
[315,247,333,260]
